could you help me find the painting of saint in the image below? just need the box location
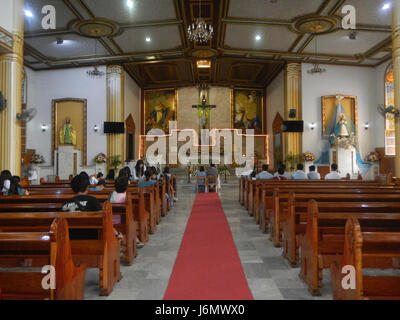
[232,88,263,133]
[144,89,177,134]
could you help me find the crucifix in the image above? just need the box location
[192,84,216,131]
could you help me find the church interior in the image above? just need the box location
[1,0,400,302]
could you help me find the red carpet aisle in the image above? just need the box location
[164,193,253,300]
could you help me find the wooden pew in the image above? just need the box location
[0,218,86,300]
[0,202,121,296]
[299,200,400,295]
[331,218,400,300]
[256,182,400,225]
[0,191,148,245]
[268,190,400,247]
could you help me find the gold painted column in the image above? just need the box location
[0,0,24,174]
[106,65,125,170]
[393,0,400,177]
[284,62,302,162]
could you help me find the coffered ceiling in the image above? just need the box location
[23,0,393,88]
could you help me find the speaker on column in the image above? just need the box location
[282,121,304,132]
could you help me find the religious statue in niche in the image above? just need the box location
[59,117,77,145]
[329,111,356,150]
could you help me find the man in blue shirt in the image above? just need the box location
[292,163,308,180]
[257,164,273,180]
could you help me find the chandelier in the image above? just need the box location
[188,0,213,43]
[307,36,326,75]
[87,40,105,79]
[87,64,104,78]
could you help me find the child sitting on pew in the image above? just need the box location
[63,173,102,212]
[0,170,12,194]
[4,176,29,196]
[62,173,102,240]
[109,175,144,248]
[138,170,156,187]
[89,179,106,191]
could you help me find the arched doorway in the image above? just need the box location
[125,114,136,161]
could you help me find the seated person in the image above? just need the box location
[249,171,257,180]
[133,160,146,181]
[291,163,308,180]
[5,176,29,196]
[196,166,207,193]
[307,165,321,180]
[0,170,12,193]
[257,164,273,180]
[206,163,218,192]
[274,164,292,179]
[106,169,115,180]
[161,167,177,202]
[89,180,106,191]
[273,168,288,181]
[90,172,104,185]
[108,175,144,247]
[138,170,156,188]
[62,174,102,239]
[62,174,102,212]
[89,175,98,186]
[325,163,341,180]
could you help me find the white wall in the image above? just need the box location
[266,70,284,167]
[124,71,141,158]
[26,66,107,166]
[302,63,378,161]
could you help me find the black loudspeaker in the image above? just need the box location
[104,122,125,134]
[282,121,304,133]
[288,109,297,118]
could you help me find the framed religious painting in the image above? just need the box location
[321,95,358,136]
[232,88,263,134]
[52,98,87,166]
[143,88,177,134]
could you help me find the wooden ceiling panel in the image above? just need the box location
[124,59,194,88]
[216,57,284,87]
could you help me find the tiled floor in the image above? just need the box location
[87,181,332,300]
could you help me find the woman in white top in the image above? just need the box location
[132,159,146,181]
[0,170,12,193]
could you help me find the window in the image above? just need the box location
[385,63,395,156]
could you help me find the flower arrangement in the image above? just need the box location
[94,153,107,164]
[31,154,45,164]
[302,152,316,162]
[365,152,380,162]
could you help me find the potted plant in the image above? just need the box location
[108,155,122,174]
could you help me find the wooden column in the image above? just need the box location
[0,0,24,175]
[284,62,302,164]
[106,65,125,170]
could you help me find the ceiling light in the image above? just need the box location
[56,38,64,45]
[197,60,211,68]
[127,0,134,8]
[187,0,214,44]
[25,10,33,18]
[147,56,156,60]
[382,3,391,10]
[145,37,151,42]
[255,35,261,41]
